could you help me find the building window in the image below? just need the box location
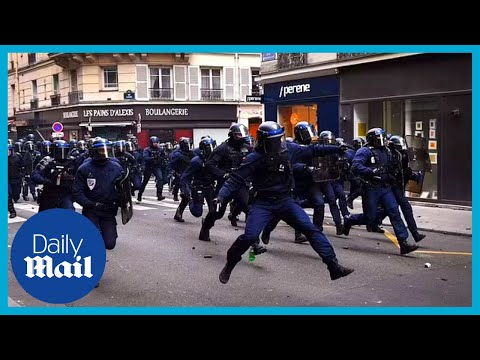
[149,67,172,99]
[11,84,15,110]
[103,66,118,89]
[201,68,222,100]
[53,74,60,94]
[32,80,38,99]
[251,68,260,96]
[70,70,78,91]
[28,53,36,65]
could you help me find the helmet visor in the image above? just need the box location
[93,144,111,160]
[232,126,249,140]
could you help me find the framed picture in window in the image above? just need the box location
[429,153,437,164]
[416,121,423,130]
[415,131,424,138]
[429,119,436,129]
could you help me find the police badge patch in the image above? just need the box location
[87,178,96,190]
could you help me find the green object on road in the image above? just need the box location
[248,249,256,262]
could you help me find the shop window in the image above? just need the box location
[353,99,439,200]
[404,99,439,200]
[278,104,318,138]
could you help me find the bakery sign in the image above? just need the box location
[83,108,134,117]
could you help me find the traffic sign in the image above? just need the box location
[51,132,64,138]
[52,122,64,132]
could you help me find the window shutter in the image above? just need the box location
[224,66,235,101]
[188,66,200,101]
[135,65,148,100]
[174,65,187,100]
[239,67,251,102]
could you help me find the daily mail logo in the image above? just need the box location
[278,83,311,98]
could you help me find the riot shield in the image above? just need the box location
[311,154,340,182]
[117,168,133,225]
[405,135,432,194]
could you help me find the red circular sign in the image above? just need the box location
[52,122,64,132]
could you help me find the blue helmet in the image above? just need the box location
[199,137,215,158]
[294,121,316,145]
[52,140,70,160]
[366,128,387,148]
[256,121,285,154]
[318,130,336,145]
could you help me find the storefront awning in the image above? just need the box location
[79,121,135,127]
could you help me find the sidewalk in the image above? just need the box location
[313,199,472,237]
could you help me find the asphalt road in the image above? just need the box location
[7,181,472,308]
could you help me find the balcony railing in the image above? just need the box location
[277,53,307,70]
[68,90,83,104]
[150,88,173,100]
[201,88,223,101]
[30,98,38,109]
[337,53,376,60]
[50,93,61,106]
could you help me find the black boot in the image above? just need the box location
[413,232,426,243]
[343,217,352,236]
[260,230,270,245]
[294,230,308,244]
[9,211,17,219]
[198,219,211,241]
[228,214,238,227]
[367,224,384,233]
[219,262,237,284]
[173,194,179,201]
[328,261,354,280]
[251,241,268,255]
[174,208,185,222]
[399,241,419,255]
[336,224,344,236]
[23,195,29,201]
[137,193,142,202]
[157,189,165,201]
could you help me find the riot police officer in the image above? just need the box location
[260,122,345,244]
[124,140,142,193]
[175,137,217,222]
[199,123,251,242]
[216,121,354,284]
[343,128,419,255]
[22,140,42,201]
[137,136,170,202]
[169,137,194,202]
[8,143,23,216]
[32,140,76,212]
[380,135,426,242]
[73,138,125,250]
[227,135,255,226]
[346,137,366,209]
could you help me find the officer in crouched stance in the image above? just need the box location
[73,138,125,251]
[216,121,354,284]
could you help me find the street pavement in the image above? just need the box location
[7,180,472,308]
